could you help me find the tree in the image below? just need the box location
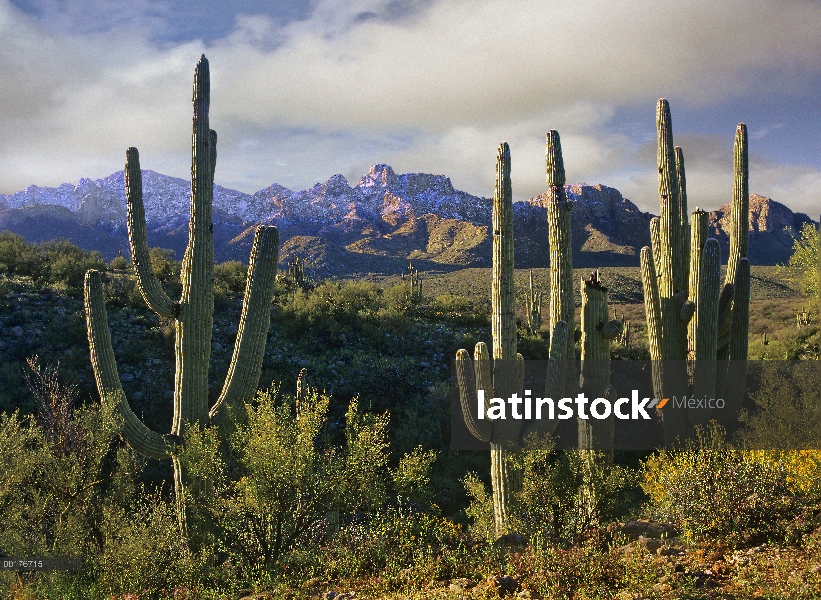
[784,222,820,301]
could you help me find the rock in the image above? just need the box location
[620,520,678,541]
[449,578,476,592]
[493,575,519,596]
[639,535,662,554]
[11,325,23,337]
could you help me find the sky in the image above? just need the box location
[2,0,821,217]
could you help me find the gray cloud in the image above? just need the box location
[1,0,820,219]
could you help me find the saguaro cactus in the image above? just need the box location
[456,136,573,535]
[455,142,523,535]
[84,56,280,529]
[578,271,622,454]
[641,100,750,443]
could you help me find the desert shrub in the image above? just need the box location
[740,360,821,450]
[321,505,465,588]
[512,439,638,544]
[428,293,488,324]
[94,495,206,599]
[392,445,437,507]
[40,240,105,290]
[0,233,105,290]
[781,222,820,301]
[0,358,151,597]
[464,436,638,545]
[147,247,180,283]
[0,231,39,274]
[642,424,815,547]
[108,253,128,271]
[214,260,248,294]
[179,387,396,585]
[103,272,141,307]
[382,281,417,314]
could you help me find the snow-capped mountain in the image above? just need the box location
[0,164,814,274]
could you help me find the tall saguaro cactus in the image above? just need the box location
[641,99,750,444]
[84,56,280,530]
[455,143,523,535]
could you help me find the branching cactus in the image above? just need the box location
[456,136,573,535]
[525,269,542,335]
[84,56,280,530]
[641,100,750,444]
[455,142,524,536]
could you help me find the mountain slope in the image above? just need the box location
[0,165,814,275]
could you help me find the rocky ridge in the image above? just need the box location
[0,164,814,274]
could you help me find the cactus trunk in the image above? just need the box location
[84,56,280,539]
[641,100,751,445]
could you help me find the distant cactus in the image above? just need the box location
[641,100,750,443]
[84,56,280,533]
[525,269,542,335]
[405,261,423,301]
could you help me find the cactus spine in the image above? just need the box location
[641,100,750,442]
[84,56,280,530]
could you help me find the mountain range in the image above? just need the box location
[0,164,814,276]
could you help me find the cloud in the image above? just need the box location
[1,0,820,216]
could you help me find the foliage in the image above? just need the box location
[319,505,465,588]
[177,386,397,584]
[642,423,817,548]
[782,222,820,301]
[214,260,248,307]
[0,232,105,290]
[463,435,638,544]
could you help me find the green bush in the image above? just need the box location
[214,260,248,295]
[464,435,639,545]
[179,387,396,585]
[642,424,813,547]
[0,233,105,290]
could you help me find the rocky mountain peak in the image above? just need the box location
[360,164,397,188]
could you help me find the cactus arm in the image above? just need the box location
[688,209,709,362]
[601,319,624,340]
[726,124,749,286]
[473,341,494,400]
[124,148,178,319]
[657,99,685,297]
[675,146,690,287]
[690,239,721,424]
[545,131,575,361]
[640,247,662,363]
[84,270,173,459]
[715,282,735,350]
[522,320,569,442]
[493,142,516,362]
[175,55,215,433]
[209,226,280,422]
[579,276,615,453]
[728,258,750,362]
[718,258,750,418]
[456,349,493,443]
[641,246,664,401]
